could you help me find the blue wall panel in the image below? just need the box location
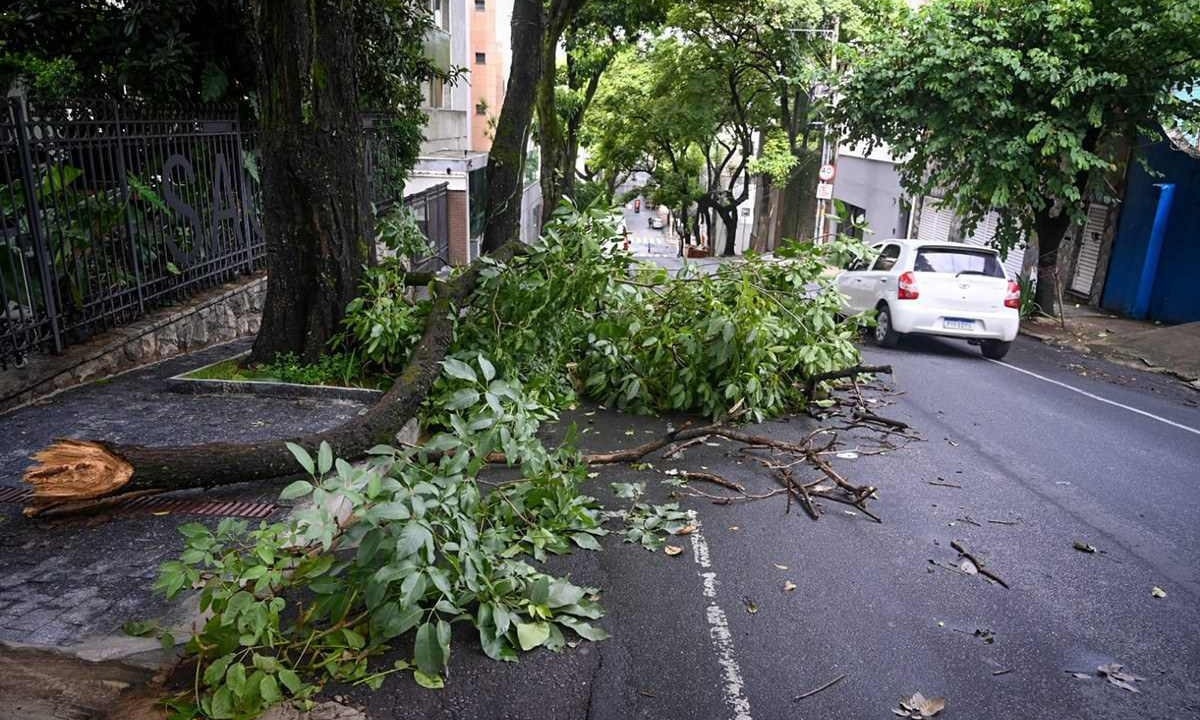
[1102,141,1200,323]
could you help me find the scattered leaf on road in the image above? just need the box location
[1073,541,1097,553]
[836,451,859,460]
[1097,663,1144,693]
[773,563,788,570]
[1151,586,1167,598]
[742,597,758,614]
[664,545,683,556]
[673,524,697,536]
[958,558,979,575]
[895,692,946,718]
[783,581,797,592]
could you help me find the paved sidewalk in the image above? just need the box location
[1021,306,1200,385]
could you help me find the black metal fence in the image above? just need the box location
[1,99,438,369]
[403,182,450,270]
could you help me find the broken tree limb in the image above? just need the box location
[804,364,893,401]
[23,241,530,516]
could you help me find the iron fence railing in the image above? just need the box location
[0,99,433,369]
[403,182,450,271]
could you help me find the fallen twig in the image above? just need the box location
[804,364,893,400]
[926,480,962,489]
[951,540,1010,589]
[793,673,847,701]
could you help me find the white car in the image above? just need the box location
[836,238,1020,359]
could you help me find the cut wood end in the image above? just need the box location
[23,440,133,508]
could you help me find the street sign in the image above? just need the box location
[818,163,836,182]
[815,182,834,200]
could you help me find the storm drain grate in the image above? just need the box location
[0,486,278,519]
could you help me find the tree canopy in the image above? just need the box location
[836,0,1200,309]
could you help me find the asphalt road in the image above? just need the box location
[342,334,1200,720]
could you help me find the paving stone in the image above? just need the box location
[2,607,59,632]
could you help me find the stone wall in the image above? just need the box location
[0,275,266,413]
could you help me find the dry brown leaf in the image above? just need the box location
[896,693,946,718]
[664,545,683,556]
[674,525,697,536]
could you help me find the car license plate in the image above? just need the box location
[943,318,976,330]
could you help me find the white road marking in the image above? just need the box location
[688,515,753,720]
[988,359,1200,437]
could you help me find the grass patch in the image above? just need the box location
[184,353,390,390]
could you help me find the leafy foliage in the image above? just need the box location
[151,204,869,717]
[155,356,608,719]
[836,0,1200,259]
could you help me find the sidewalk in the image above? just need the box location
[1020,305,1200,385]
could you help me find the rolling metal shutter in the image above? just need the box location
[917,197,953,242]
[964,211,1025,280]
[1070,203,1108,295]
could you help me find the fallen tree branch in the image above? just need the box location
[23,241,530,516]
[804,364,893,401]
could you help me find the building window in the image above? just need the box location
[475,52,486,64]
[475,101,488,116]
[475,0,485,10]
[427,76,445,108]
[429,0,450,31]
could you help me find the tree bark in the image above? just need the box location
[481,0,544,253]
[776,151,820,243]
[536,0,588,226]
[1032,210,1073,316]
[249,0,370,364]
[24,242,528,514]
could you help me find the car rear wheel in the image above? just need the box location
[873,305,901,348]
[980,340,1011,360]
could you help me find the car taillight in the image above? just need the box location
[897,271,919,300]
[1004,280,1020,309]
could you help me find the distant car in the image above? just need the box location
[648,215,665,230]
[835,238,1020,359]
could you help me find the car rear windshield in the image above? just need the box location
[914,248,1005,278]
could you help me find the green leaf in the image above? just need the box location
[516,621,551,651]
[260,674,282,704]
[284,442,315,475]
[445,389,481,411]
[414,621,446,675]
[278,668,303,694]
[442,358,477,383]
[317,441,333,476]
[478,354,496,382]
[203,653,235,687]
[571,532,602,550]
[279,479,313,500]
[397,522,433,560]
[413,670,445,689]
[209,686,235,719]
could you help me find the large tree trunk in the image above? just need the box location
[536,0,587,226]
[776,151,820,243]
[1032,209,1074,316]
[249,0,370,364]
[718,206,737,256]
[481,0,544,253]
[23,243,527,515]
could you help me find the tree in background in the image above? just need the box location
[837,0,1200,313]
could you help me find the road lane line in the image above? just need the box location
[988,359,1200,437]
[688,514,753,720]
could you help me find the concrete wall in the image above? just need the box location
[0,276,266,413]
[469,0,509,152]
[832,153,909,241]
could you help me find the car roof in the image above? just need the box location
[873,238,1001,255]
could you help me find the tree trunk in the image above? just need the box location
[1032,209,1074,316]
[24,242,528,514]
[751,173,772,252]
[482,0,544,253]
[776,151,820,243]
[536,39,566,226]
[249,0,370,364]
[718,206,737,256]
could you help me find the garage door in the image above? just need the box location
[964,211,1026,280]
[916,197,953,242]
[1070,203,1108,295]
